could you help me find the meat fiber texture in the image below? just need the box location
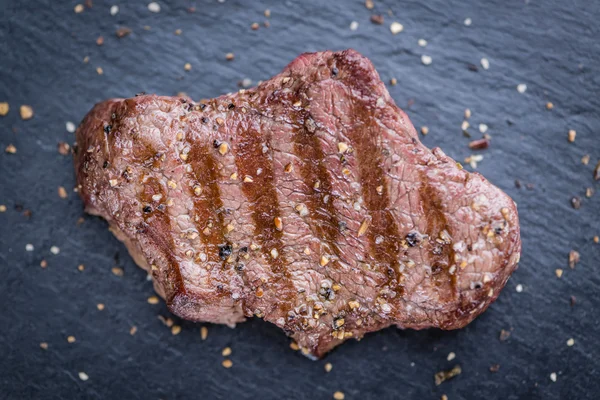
[74,50,521,357]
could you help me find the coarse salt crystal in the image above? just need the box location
[110,5,119,16]
[481,58,490,70]
[390,22,404,34]
[517,83,527,93]
[464,17,472,26]
[516,284,523,292]
[479,123,488,133]
[66,121,76,133]
[148,2,160,12]
[350,21,359,31]
[418,38,427,47]
[421,55,432,65]
[50,246,60,255]
[26,244,34,251]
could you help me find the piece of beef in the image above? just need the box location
[74,49,521,357]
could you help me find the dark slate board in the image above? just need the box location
[1,0,599,399]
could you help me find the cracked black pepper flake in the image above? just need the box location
[219,244,232,260]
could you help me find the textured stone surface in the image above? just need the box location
[0,0,598,399]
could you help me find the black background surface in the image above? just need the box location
[1,1,599,399]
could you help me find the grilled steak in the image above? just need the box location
[74,49,521,357]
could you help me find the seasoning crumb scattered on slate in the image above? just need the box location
[441,395,448,400]
[20,105,33,120]
[110,5,119,16]
[593,160,600,180]
[517,83,527,93]
[58,142,71,155]
[50,246,60,255]
[464,17,472,26]
[480,58,490,70]
[200,326,208,340]
[222,347,232,356]
[96,67,103,75]
[434,365,461,385]
[365,0,374,9]
[0,205,6,212]
[581,154,590,165]
[74,4,84,13]
[479,123,488,133]
[570,295,577,306]
[566,338,575,347]
[130,326,137,335]
[289,341,300,350]
[226,53,235,61]
[148,2,160,13]
[421,55,432,65]
[174,29,182,35]
[111,267,124,276]
[421,126,429,135]
[83,56,89,64]
[370,15,384,25]
[40,342,48,350]
[568,129,576,143]
[78,372,89,381]
[333,391,345,400]
[469,138,489,150]
[0,102,9,116]
[325,362,333,372]
[171,325,181,335]
[350,21,358,31]
[25,244,34,251]
[40,259,47,268]
[96,36,104,46]
[489,364,500,373]
[77,264,85,271]
[67,336,76,343]
[555,268,563,278]
[184,63,192,71]
[550,372,557,382]
[264,9,271,17]
[594,236,599,244]
[390,78,397,86]
[499,329,511,341]
[147,296,159,304]
[447,352,456,361]
[418,38,427,47]
[568,250,580,268]
[546,102,554,110]
[116,27,131,38]
[585,187,593,198]
[97,303,105,310]
[58,186,68,199]
[251,22,259,30]
[570,196,581,209]
[5,144,16,154]
[222,359,233,368]
[516,284,523,292]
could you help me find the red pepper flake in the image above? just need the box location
[116,27,132,38]
[468,138,489,150]
[370,15,384,25]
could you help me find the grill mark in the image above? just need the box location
[233,124,294,308]
[418,178,457,296]
[186,140,227,268]
[346,101,404,292]
[138,177,185,300]
[292,111,343,261]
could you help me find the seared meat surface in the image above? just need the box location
[74,50,521,357]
